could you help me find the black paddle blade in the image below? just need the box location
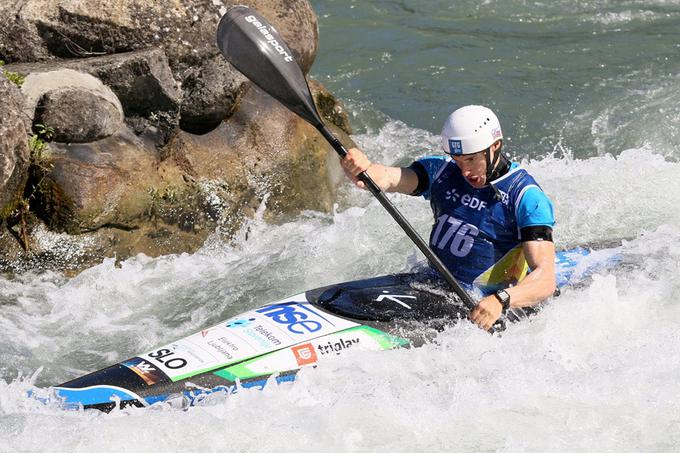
[216,6,322,126]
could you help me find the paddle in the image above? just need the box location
[215,6,477,311]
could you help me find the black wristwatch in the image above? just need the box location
[494,289,511,313]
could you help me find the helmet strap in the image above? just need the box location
[485,142,508,201]
[485,144,503,183]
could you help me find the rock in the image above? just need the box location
[6,76,351,274]
[0,0,353,275]
[0,4,50,63]
[309,78,352,136]
[6,49,181,118]
[20,69,124,142]
[0,0,319,133]
[35,88,124,143]
[0,0,318,73]
[32,128,171,233]
[0,74,30,220]
[179,54,249,134]
[6,49,182,144]
[163,82,349,223]
[88,49,181,124]
[0,211,217,276]
[66,49,182,143]
[30,123,252,237]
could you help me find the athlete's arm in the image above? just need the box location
[507,188,558,306]
[506,240,557,306]
[471,183,557,331]
[470,240,556,331]
[341,147,419,194]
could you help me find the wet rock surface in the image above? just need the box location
[7,50,183,146]
[0,0,318,133]
[7,49,182,118]
[0,0,352,275]
[0,75,30,220]
[35,88,125,143]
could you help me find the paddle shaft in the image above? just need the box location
[216,6,478,312]
[317,124,477,310]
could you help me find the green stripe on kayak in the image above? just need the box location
[213,326,408,382]
[359,326,409,348]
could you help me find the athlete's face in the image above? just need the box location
[452,151,488,188]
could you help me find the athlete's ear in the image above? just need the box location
[491,139,503,152]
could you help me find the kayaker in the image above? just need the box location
[341,105,557,331]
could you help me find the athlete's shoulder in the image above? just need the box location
[497,162,542,195]
[516,187,555,228]
[495,162,554,227]
[410,155,453,199]
[512,167,554,228]
[414,155,450,177]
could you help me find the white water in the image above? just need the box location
[1,118,679,451]
[4,0,680,449]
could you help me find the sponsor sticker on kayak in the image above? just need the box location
[213,326,409,382]
[121,357,171,386]
[291,343,317,366]
[138,295,358,381]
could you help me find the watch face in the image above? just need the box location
[496,290,510,308]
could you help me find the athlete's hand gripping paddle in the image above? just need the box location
[216,6,478,312]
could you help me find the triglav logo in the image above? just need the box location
[244,15,294,63]
[291,343,317,366]
[317,337,360,356]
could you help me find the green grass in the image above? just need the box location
[0,60,26,86]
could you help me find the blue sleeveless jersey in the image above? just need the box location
[415,156,554,292]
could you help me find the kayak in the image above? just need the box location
[46,247,620,412]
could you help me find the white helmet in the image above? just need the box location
[441,105,503,156]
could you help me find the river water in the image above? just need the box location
[2,0,680,451]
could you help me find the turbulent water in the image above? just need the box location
[2,1,680,451]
